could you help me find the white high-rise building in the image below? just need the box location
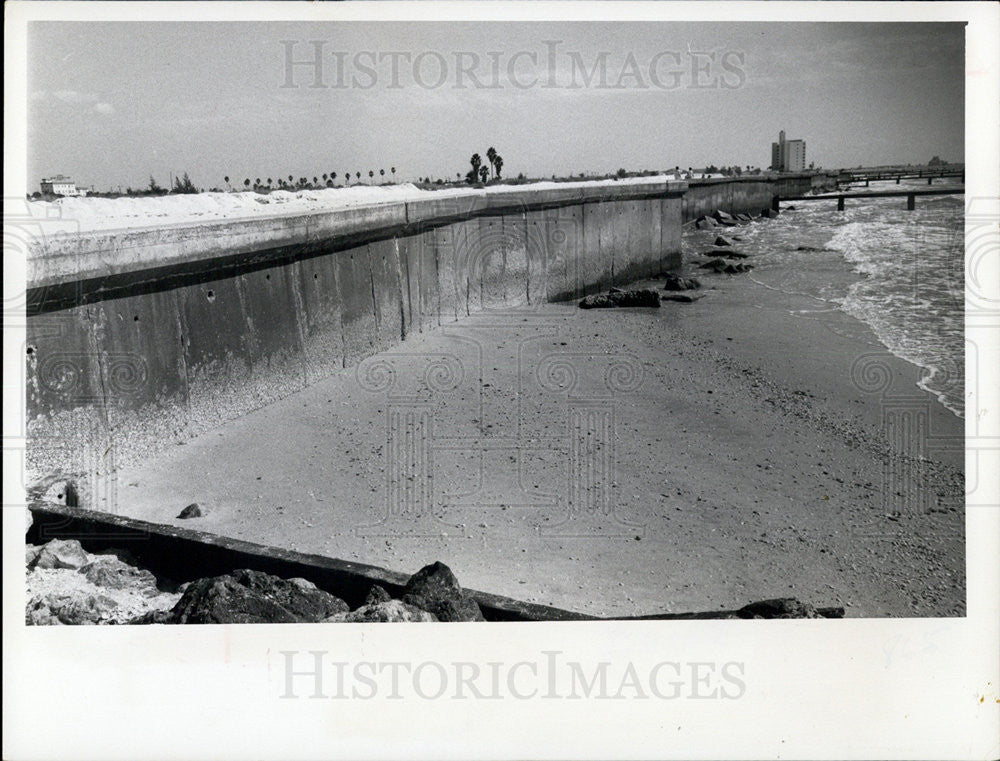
[770,130,806,173]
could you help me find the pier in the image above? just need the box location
[777,186,964,211]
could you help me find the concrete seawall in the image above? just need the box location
[24,173,836,481]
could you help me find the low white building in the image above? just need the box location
[40,175,85,196]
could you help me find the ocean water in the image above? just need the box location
[685,178,965,417]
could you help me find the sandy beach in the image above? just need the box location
[108,220,965,619]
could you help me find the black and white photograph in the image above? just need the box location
[4,2,998,759]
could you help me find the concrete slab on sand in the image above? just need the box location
[112,273,964,618]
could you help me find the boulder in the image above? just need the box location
[661,293,703,303]
[662,274,701,291]
[735,214,753,223]
[713,235,734,247]
[177,503,202,519]
[579,289,660,309]
[169,569,349,624]
[26,592,120,625]
[699,258,753,275]
[795,245,822,252]
[737,598,822,619]
[29,539,92,571]
[81,555,159,594]
[713,210,737,225]
[760,208,780,219]
[128,609,175,625]
[325,599,438,623]
[698,258,730,272]
[694,216,718,229]
[785,205,797,211]
[365,585,392,605]
[402,562,486,622]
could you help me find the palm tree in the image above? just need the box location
[356,172,361,181]
[331,172,337,184]
[380,169,385,181]
[244,178,250,188]
[288,175,294,185]
[479,166,488,184]
[313,176,318,186]
[368,170,374,182]
[471,153,482,175]
[494,155,504,179]
[486,147,497,178]
[224,175,230,190]
[391,167,396,179]
[255,178,261,188]
[267,177,272,187]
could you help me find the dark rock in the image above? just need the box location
[760,208,780,219]
[81,556,159,594]
[169,569,349,624]
[694,215,718,229]
[713,210,737,226]
[27,592,120,625]
[128,609,174,625]
[366,585,392,605]
[177,503,202,519]
[699,258,753,275]
[662,274,701,291]
[579,289,660,309]
[661,293,703,303]
[29,539,91,571]
[698,258,730,272]
[795,245,822,252]
[735,214,753,223]
[737,598,822,619]
[326,600,438,623]
[785,205,797,211]
[713,235,734,247]
[402,561,485,622]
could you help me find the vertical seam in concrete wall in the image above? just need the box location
[171,289,191,420]
[287,255,310,390]
[366,244,380,332]
[86,305,112,435]
[393,237,406,342]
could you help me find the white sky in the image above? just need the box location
[27,21,965,190]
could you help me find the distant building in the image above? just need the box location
[40,175,84,196]
[769,131,806,173]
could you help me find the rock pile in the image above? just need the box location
[25,540,486,625]
[26,540,181,625]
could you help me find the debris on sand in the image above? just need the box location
[661,293,704,303]
[663,274,701,291]
[177,503,202,519]
[579,289,661,309]
[699,258,754,275]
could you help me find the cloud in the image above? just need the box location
[93,102,115,115]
